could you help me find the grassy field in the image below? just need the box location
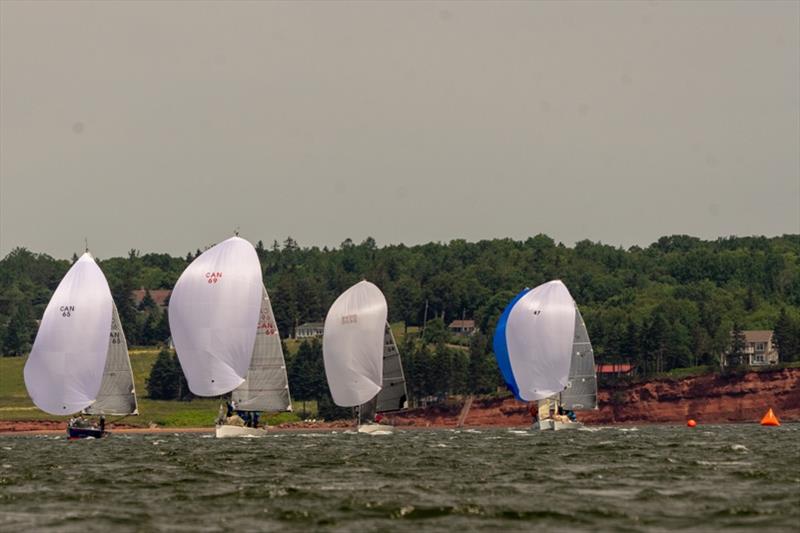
[0,322,415,427]
[0,349,316,428]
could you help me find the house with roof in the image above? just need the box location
[296,322,324,339]
[131,288,171,309]
[725,330,779,366]
[448,319,476,336]
[596,363,635,376]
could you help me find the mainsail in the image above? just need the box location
[375,324,408,413]
[559,305,598,411]
[232,286,292,412]
[359,323,409,421]
[86,301,138,416]
[24,253,113,415]
[169,236,263,397]
[323,280,388,407]
[492,280,576,401]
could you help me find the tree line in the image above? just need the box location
[2,234,799,385]
[145,329,500,417]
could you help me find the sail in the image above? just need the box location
[169,236,263,397]
[492,280,576,402]
[85,301,138,416]
[231,286,292,412]
[323,280,388,407]
[24,253,113,415]
[374,323,408,413]
[560,305,598,411]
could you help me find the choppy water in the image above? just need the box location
[0,425,798,532]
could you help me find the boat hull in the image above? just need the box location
[357,423,394,435]
[215,424,268,438]
[67,426,108,439]
[533,419,583,431]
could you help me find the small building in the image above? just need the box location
[448,319,476,336]
[725,330,779,366]
[131,288,171,309]
[296,322,324,339]
[596,363,635,376]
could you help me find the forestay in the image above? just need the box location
[232,286,292,412]
[323,280,388,407]
[559,306,598,411]
[169,236,263,397]
[86,302,138,416]
[24,253,113,415]
[492,280,576,401]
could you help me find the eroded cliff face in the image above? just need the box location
[582,367,800,425]
[394,368,800,427]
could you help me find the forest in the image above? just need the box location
[2,233,799,411]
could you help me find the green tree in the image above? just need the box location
[317,391,351,421]
[3,299,35,356]
[423,317,448,344]
[467,333,496,394]
[774,308,800,362]
[728,322,747,368]
[287,338,325,416]
[147,349,179,399]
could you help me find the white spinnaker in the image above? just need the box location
[24,253,113,415]
[323,280,388,407]
[506,280,576,401]
[169,236,263,396]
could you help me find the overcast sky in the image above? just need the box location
[1,1,798,259]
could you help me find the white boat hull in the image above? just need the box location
[357,423,394,435]
[215,425,268,438]
[533,419,583,431]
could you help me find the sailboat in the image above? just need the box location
[493,280,594,431]
[24,252,138,439]
[323,280,406,434]
[169,235,291,438]
[222,285,292,437]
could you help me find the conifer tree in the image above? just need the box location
[774,308,800,362]
[729,322,747,368]
[147,349,178,399]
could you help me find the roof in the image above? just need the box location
[741,330,773,343]
[448,320,475,328]
[297,322,324,329]
[131,289,171,307]
[596,363,634,374]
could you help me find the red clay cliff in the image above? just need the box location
[392,367,800,427]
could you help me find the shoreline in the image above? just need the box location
[3,366,797,436]
[0,419,781,437]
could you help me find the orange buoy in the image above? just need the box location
[760,408,780,427]
[687,419,697,427]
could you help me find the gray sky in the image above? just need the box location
[1,1,798,259]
